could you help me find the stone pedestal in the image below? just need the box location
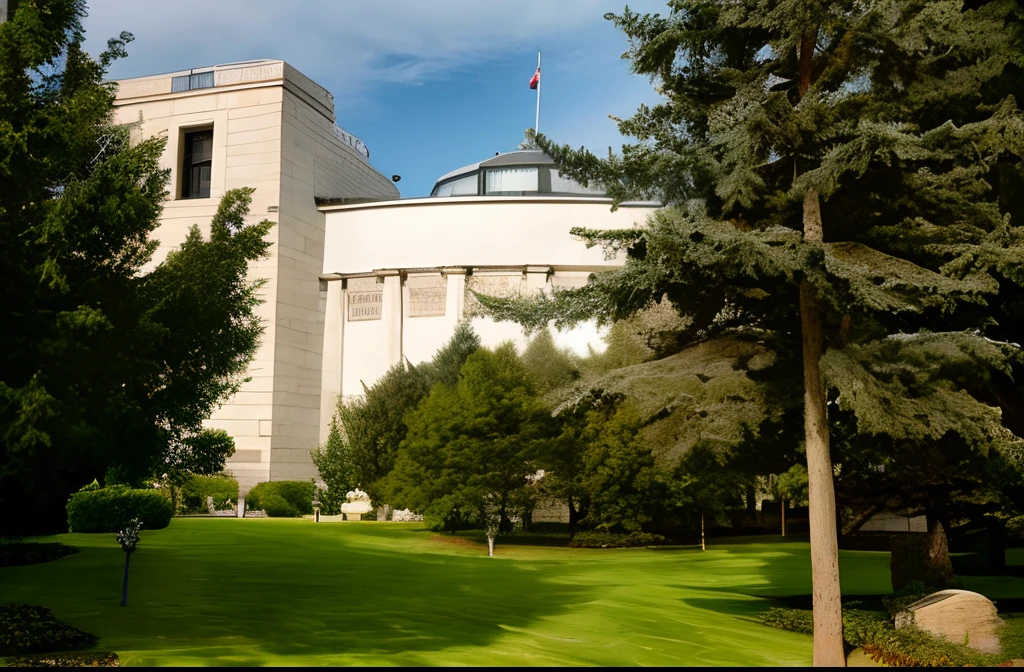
[896,589,1001,654]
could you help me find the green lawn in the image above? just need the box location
[3,519,1023,667]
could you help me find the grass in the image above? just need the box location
[3,520,1024,667]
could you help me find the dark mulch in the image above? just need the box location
[0,604,98,656]
[1,651,119,667]
[0,543,78,567]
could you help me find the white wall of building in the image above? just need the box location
[317,198,659,442]
[114,61,398,493]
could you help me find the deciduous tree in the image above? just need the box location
[0,1,273,533]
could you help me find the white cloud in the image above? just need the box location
[83,0,665,104]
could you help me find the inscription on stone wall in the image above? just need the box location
[214,63,285,88]
[464,274,525,318]
[408,276,447,318]
[347,278,383,321]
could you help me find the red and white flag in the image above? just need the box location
[529,68,540,90]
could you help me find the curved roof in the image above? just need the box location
[434,150,553,183]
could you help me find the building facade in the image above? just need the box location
[116,62,659,495]
[113,61,399,492]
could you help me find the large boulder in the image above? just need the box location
[895,589,1001,654]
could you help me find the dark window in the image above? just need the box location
[181,129,212,199]
[171,71,215,93]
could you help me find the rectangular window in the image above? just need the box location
[181,128,213,199]
[432,174,478,197]
[485,167,538,195]
[171,71,215,93]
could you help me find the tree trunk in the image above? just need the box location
[988,517,1007,573]
[801,191,846,668]
[890,517,955,591]
[701,513,706,551]
[487,532,495,557]
[796,22,845,664]
[782,498,786,537]
[120,552,131,607]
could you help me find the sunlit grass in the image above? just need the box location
[3,519,1022,666]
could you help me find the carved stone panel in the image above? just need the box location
[347,277,383,322]
[464,274,525,318]
[408,275,447,318]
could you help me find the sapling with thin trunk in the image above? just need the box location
[116,518,142,607]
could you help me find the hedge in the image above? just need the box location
[66,486,172,533]
[246,481,314,517]
[180,474,239,514]
[568,531,667,548]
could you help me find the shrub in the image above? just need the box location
[0,542,78,567]
[760,605,1000,667]
[861,626,995,667]
[66,486,172,533]
[758,607,814,635]
[881,581,931,618]
[180,474,239,514]
[260,494,300,518]
[246,481,314,517]
[568,531,667,548]
[0,604,98,655]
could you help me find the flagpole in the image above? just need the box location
[535,50,541,134]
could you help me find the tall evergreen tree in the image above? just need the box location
[318,322,481,501]
[0,1,273,533]
[483,1,1024,663]
[387,343,552,553]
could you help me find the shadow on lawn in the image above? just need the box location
[125,527,588,663]
[665,537,893,624]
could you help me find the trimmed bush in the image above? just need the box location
[246,481,314,517]
[66,486,172,533]
[0,604,98,655]
[568,531,667,548]
[180,474,239,514]
[260,494,300,518]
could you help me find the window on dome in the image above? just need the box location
[432,174,478,197]
[549,169,605,196]
[485,167,538,195]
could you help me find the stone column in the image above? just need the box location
[318,279,344,444]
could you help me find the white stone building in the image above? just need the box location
[115,61,658,494]
[113,60,399,492]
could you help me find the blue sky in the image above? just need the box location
[82,0,666,198]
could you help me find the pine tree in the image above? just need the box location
[483,1,1024,663]
[321,322,481,501]
[387,343,553,554]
